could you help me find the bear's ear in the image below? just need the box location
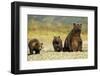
[80,24,82,26]
[73,23,76,25]
[79,24,82,28]
[58,36,60,38]
[73,23,76,27]
[54,36,56,39]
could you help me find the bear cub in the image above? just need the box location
[53,36,63,52]
[28,39,43,55]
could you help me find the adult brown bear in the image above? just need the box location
[63,23,82,52]
[53,36,63,52]
[28,39,43,55]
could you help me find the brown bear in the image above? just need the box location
[28,39,43,55]
[63,23,82,52]
[53,36,63,52]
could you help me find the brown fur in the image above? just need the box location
[53,36,63,52]
[63,23,82,52]
[28,39,43,55]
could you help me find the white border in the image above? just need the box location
[20,6,94,70]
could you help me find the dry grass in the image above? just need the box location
[27,31,88,61]
[28,51,88,61]
[27,24,88,61]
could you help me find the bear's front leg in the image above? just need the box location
[29,49,33,55]
[78,40,82,52]
[35,49,40,54]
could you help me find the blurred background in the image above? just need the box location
[27,15,88,61]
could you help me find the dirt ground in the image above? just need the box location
[27,41,88,61]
